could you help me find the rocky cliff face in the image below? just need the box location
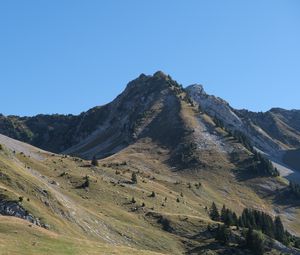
[0,199,43,227]
[64,71,187,159]
[0,72,188,160]
[186,84,243,128]
[186,84,300,160]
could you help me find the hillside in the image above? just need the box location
[0,132,299,254]
[186,84,300,180]
[0,72,300,254]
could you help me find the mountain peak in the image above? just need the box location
[125,71,174,94]
[153,70,168,79]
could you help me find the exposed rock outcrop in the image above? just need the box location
[0,199,43,227]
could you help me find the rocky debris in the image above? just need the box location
[0,199,45,228]
[186,84,244,129]
[186,84,285,157]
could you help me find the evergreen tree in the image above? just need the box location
[274,216,285,243]
[220,205,238,227]
[252,230,265,255]
[295,237,300,248]
[215,224,231,245]
[232,212,238,226]
[245,227,254,249]
[131,172,137,184]
[224,209,234,226]
[251,151,279,177]
[239,208,276,237]
[289,181,300,198]
[209,202,220,221]
[220,205,227,222]
[245,228,265,255]
[91,156,99,166]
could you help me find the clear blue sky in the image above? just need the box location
[0,1,299,116]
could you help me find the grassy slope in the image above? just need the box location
[0,217,164,255]
[0,96,299,254]
[0,138,299,254]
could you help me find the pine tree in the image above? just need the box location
[289,181,300,198]
[245,228,264,255]
[220,205,227,222]
[131,172,137,184]
[274,216,285,243]
[246,227,254,248]
[91,156,99,166]
[232,212,238,226]
[209,202,220,221]
[215,224,231,245]
[251,230,265,255]
[224,209,234,226]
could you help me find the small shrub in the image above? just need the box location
[79,175,90,189]
[131,172,137,184]
[159,217,172,232]
[91,156,99,166]
[150,191,156,198]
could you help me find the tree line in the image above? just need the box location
[209,202,299,252]
[251,151,279,177]
[289,181,300,198]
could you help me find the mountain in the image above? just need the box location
[186,84,300,179]
[1,72,300,254]
[0,72,186,159]
[2,73,300,170]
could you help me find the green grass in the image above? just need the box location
[0,117,299,255]
[0,217,164,255]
